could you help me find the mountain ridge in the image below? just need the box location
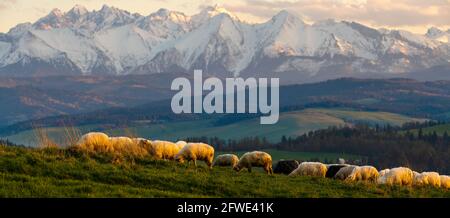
[0,5,449,81]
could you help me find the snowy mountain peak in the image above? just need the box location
[425,27,450,43]
[99,4,128,16]
[274,10,299,21]
[33,8,67,30]
[426,27,443,37]
[100,4,112,12]
[192,5,239,25]
[68,5,88,16]
[149,8,189,23]
[49,8,64,17]
[201,5,236,17]
[154,8,171,17]
[270,10,306,29]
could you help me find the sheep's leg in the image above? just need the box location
[207,160,212,169]
[269,166,273,175]
[193,159,197,167]
[247,166,252,173]
[208,157,213,169]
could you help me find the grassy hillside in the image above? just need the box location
[0,145,448,198]
[3,108,425,147]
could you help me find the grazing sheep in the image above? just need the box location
[109,136,148,157]
[76,132,112,152]
[175,141,187,149]
[413,171,428,187]
[132,137,148,145]
[377,167,414,186]
[289,162,327,178]
[175,143,215,168]
[423,172,441,188]
[147,140,183,160]
[109,136,133,149]
[325,164,349,178]
[440,175,450,189]
[413,172,441,188]
[234,151,273,175]
[274,160,299,175]
[346,166,379,182]
[213,154,239,168]
[379,169,390,177]
[334,166,357,180]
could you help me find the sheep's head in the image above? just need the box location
[233,165,242,172]
[174,154,185,163]
[137,139,152,149]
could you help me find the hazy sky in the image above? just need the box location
[0,0,449,33]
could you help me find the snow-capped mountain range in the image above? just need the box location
[0,5,449,81]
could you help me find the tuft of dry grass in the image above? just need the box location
[32,123,59,148]
[61,122,82,147]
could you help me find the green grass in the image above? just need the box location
[311,108,427,126]
[3,108,426,147]
[1,145,448,198]
[406,124,450,136]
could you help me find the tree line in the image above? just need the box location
[183,122,450,174]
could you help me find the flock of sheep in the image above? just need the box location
[287,162,449,189]
[75,132,450,189]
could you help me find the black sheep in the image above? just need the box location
[274,160,299,175]
[326,164,349,178]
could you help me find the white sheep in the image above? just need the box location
[346,166,379,182]
[132,137,149,144]
[109,136,134,149]
[147,140,183,160]
[379,169,390,177]
[233,151,273,175]
[109,136,148,157]
[440,175,450,189]
[334,165,357,180]
[377,167,414,186]
[413,172,441,188]
[75,132,112,152]
[175,140,187,149]
[289,162,327,178]
[213,154,239,168]
[174,143,215,168]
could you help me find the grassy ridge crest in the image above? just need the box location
[1,145,448,198]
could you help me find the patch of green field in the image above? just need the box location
[0,145,448,198]
[406,124,450,136]
[3,108,424,147]
[353,98,380,105]
[310,108,427,126]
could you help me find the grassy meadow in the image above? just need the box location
[407,123,450,136]
[2,108,426,147]
[1,145,448,198]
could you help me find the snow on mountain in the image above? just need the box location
[426,27,450,43]
[94,25,153,72]
[0,5,449,81]
[136,8,191,39]
[191,5,240,27]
